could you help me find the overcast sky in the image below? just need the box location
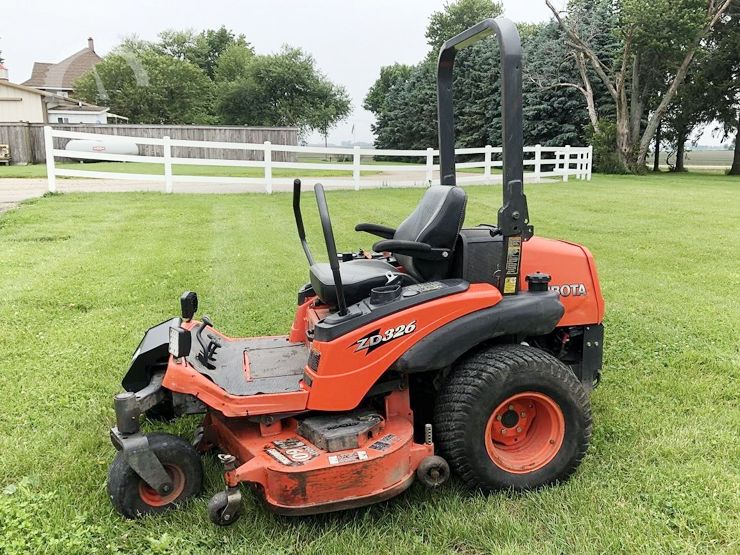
[0,1,728,145]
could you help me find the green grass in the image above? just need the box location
[0,161,381,179]
[0,173,739,554]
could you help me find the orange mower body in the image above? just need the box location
[106,18,605,525]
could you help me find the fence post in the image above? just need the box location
[534,144,542,183]
[587,145,593,180]
[264,141,273,194]
[163,135,173,193]
[483,145,492,182]
[562,145,570,182]
[353,146,361,191]
[426,147,434,184]
[43,126,56,193]
[581,151,587,179]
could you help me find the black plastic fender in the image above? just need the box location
[122,318,179,391]
[391,292,563,374]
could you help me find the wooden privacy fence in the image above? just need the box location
[44,127,592,194]
[0,123,298,164]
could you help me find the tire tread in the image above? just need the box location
[435,344,592,491]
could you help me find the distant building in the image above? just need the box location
[22,38,102,97]
[0,40,125,124]
[0,76,123,124]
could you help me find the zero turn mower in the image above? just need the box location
[106,18,604,524]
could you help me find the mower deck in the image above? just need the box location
[203,401,432,515]
[186,334,306,396]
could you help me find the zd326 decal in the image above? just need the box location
[354,321,416,354]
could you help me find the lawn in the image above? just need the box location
[0,173,738,554]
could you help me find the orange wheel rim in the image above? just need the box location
[485,391,565,474]
[137,464,185,507]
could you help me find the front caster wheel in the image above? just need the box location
[107,433,203,519]
[208,490,242,526]
[435,344,592,491]
[417,455,450,487]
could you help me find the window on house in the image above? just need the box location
[57,117,69,123]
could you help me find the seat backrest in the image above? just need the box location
[394,185,467,280]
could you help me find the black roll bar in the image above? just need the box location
[437,18,530,241]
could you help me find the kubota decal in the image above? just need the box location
[354,321,417,354]
[549,283,587,297]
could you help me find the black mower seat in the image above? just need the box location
[358,185,467,282]
[310,259,407,306]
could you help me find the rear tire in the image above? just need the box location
[107,433,203,519]
[435,344,591,491]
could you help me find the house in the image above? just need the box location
[22,38,102,97]
[0,69,122,124]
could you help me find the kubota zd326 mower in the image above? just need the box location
[107,18,604,524]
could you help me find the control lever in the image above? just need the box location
[196,315,222,369]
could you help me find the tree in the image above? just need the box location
[157,26,252,79]
[371,60,439,152]
[74,50,215,124]
[425,0,503,50]
[366,0,504,152]
[213,44,254,83]
[308,82,352,147]
[215,46,351,137]
[363,64,413,117]
[701,4,740,174]
[523,21,613,149]
[662,69,709,171]
[365,0,604,154]
[546,0,735,172]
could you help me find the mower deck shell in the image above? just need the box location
[203,391,431,515]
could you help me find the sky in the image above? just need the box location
[0,1,729,146]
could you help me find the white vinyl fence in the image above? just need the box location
[44,126,592,194]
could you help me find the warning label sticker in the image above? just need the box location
[265,438,319,466]
[265,448,291,465]
[328,450,368,465]
[503,276,518,294]
[505,237,522,275]
[368,434,398,451]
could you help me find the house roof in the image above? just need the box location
[47,104,109,113]
[0,79,47,96]
[22,42,102,90]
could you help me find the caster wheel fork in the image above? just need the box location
[208,453,243,526]
[208,488,243,526]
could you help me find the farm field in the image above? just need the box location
[0,172,738,554]
[657,148,735,170]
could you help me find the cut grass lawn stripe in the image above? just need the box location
[0,172,737,554]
